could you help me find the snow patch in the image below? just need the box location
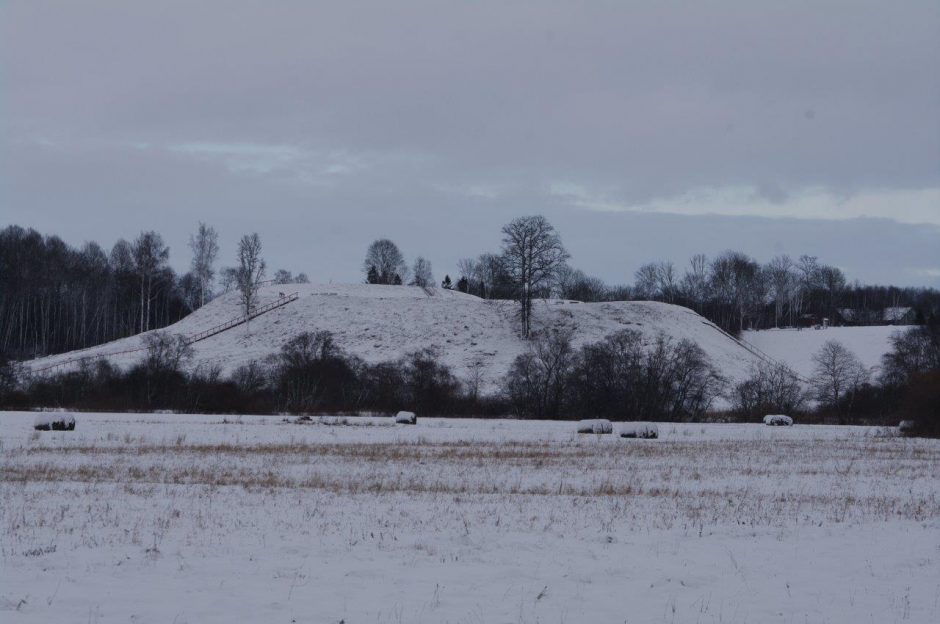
[395,411,417,425]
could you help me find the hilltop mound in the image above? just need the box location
[24,283,769,396]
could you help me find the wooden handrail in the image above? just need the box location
[29,291,300,375]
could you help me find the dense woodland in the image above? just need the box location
[452,251,940,334]
[0,225,192,359]
[0,224,305,361]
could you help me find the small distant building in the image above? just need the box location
[836,307,916,326]
[798,313,820,328]
[882,307,916,325]
[836,308,858,326]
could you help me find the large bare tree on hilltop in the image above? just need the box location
[500,216,569,338]
[235,233,266,332]
[363,239,407,285]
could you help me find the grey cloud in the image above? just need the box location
[2,1,938,286]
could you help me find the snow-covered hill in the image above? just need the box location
[742,326,904,379]
[24,284,770,395]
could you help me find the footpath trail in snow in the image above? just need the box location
[23,283,770,394]
[2,412,939,623]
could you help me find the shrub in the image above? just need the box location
[273,331,360,413]
[810,341,869,424]
[880,322,940,386]
[503,329,575,419]
[897,371,940,437]
[732,361,805,421]
[568,330,724,422]
[400,348,460,416]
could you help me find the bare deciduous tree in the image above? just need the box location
[818,265,846,321]
[500,216,570,337]
[143,331,194,373]
[811,340,869,423]
[235,233,266,332]
[188,222,219,309]
[680,253,710,308]
[634,263,660,300]
[363,239,407,285]
[410,256,434,288]
[556,265,608,302]
[732,360,805,419]
[710,251,765,333]
[132,231,170,333]
[456,257,479,284]
[766,254,796,328]
[656,261,678,303]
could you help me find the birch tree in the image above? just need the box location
[410,257,434,288]
[132,231,169,333]
[235,233,266,331]
[188,222,219,308]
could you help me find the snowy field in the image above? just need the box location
[2,412,939,623]
[743,326,903,379]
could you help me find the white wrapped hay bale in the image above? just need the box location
[394,411,417,425]
[763,414,793,426]
[619,422,658,439]
[898,420,917,434]
[577,419,613,434]
[33,413,76,431]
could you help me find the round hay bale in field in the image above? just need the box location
[577,419,613,434]
[395,411,417,425]
[619,422,658,439]
[898,420,917,435]
[33,413,76,431]
[763,414,793,426]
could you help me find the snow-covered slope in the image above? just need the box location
[742,326,904,379]
[25,283,769,394]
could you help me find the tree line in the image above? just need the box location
[6,215,936,363]
[729,319,940,435]
[0,224,307,361]
[3,316,935,435]
[627,253,939,333]
[364,218,938,337]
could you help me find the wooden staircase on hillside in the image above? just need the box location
[29,291,300,374]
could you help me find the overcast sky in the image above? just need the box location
[2,1,938,287]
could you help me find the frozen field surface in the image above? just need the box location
[743,326,903,379]
[2,412,939,623]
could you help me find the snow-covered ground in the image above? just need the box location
[23,284,769,394]
[3,411,939,623]
[743,326,904,379]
